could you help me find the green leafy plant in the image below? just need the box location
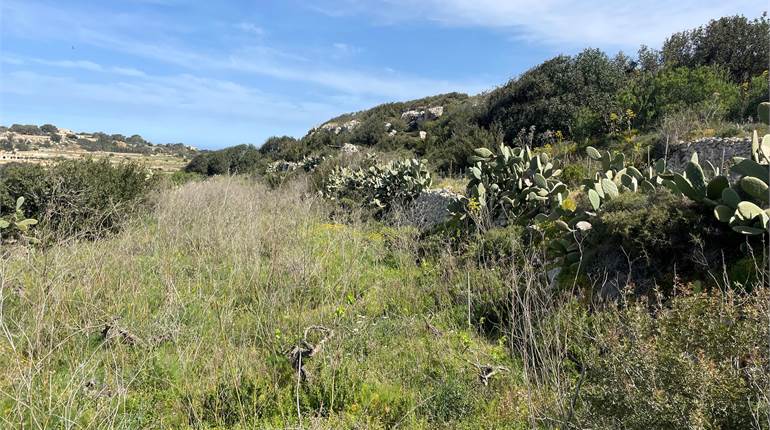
[449,144,568,228]
[0,196,38,244]
[711,131,770,235]
[322,158,431,214]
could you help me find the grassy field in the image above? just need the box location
[1,176,768,429]
[0,177,528,429]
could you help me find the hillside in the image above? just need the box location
[3,13,770,430]
[194,14,766,176]
[0,123,198,172]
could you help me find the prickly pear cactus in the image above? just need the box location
[450,143,568,226]
[322,157,432,214]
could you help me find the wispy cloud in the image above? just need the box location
[1,68,339,124]
[309,0,765,48]
[235,22,265,36]
[1,0,488,101]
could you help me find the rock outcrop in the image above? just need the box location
[398,188,461,231]
[665,136,751,174]
[400,106,444,128]
[318,119,361,135]
[340,143,360,153]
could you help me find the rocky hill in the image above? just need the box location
[0,124,198,158]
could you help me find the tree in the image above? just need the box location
[482,49,629,142]
[40,124,58,134]
[662,14,770,82]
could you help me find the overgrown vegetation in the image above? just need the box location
[0,159,156,241]
[183,14,768,178]
[2,177,767,428]
[2,12,770,430]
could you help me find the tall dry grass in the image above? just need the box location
[0,176,523,429]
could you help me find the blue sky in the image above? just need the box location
[0,0,764,149]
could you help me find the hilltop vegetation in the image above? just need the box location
[185,14,769,176]
[0,123,198,158]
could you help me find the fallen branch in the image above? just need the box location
[287,325,334,382]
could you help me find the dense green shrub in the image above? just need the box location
[621,66,740,127]
[8,124,43,135]
[482,49,630,142]
[39,124,58,134]
[184,144,266,176]
[662,14,769,82]
[570,289,770,428]
[258,135,309,162]
[595,189,703,255]
[0,159,156,240]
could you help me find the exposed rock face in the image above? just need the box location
[398,188,461,231]
[426,106,444,118]
[665,136,751,174]
[419,131,427,140]
[318,119,361,135]
[340,143,360,153]
[400,106,444,128]
[319,122,341,134]
[343,119,361,132]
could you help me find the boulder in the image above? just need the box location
[398,188,461,231]
[419,131,427,140]
[426,106,444,119]
[340,143,360,153]
[400,110,423,124]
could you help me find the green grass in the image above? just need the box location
[2,176,769,429]
[0,177,524,429]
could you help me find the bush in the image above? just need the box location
[259,136,309,162]
[322,157,432,215]
[596,189,701,253]
[9,124,43,135]
[622,66,739,127]
[662,14,769,82]
[39,124,58,134]
[0,159,156,240]
[184,144,265,176]
[482,49,629,142]
[571,288,770,428]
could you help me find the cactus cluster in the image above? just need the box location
[447,121,770,273]
[450,144,567,224]
[665,152,729,204]
[709,131,770,235]
[322,158,431,212]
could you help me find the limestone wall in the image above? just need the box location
[665,137,751,173]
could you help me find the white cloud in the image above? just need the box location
[311,0,765,49]
[235,22,265,36]
[0,69,339,124]
[4,0,492,100]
